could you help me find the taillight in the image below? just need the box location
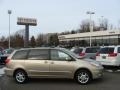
[96,52,100,56]
[80,53,85,56]
[108,53,117,57]
[5,59,10,64]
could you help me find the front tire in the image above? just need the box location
[75,70,92,85]
[14,70,28,84]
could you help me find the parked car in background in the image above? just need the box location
[0,47,4,64]
[0,51,3,56]
[71,47,83,55]
[5,47,103,85]
[0,48,14,65]
[71,47,100,60]
[0,47,4,55]
[3,48,14,57]
[96,46,120,70]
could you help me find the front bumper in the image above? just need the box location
[92,67,104,79]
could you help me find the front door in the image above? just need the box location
[49,49,75,78]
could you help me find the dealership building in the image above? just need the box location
[58,30,120,47]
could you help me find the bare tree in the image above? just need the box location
[80,19,96,32]
[30,36,36,47]
[99,17,108,30]
[36,34,44,46]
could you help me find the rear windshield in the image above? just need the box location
[85,47,100,53]
[73,48,83,54]
[99,47,114,54]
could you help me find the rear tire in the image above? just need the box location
[75,70,92,85]
[14,70,28,84]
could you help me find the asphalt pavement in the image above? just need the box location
[0,65,5,76]
[0,66,120,90]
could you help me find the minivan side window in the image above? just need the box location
[51,50,71,61]
[12,50,28,60]
[85,48,98,53]
[118,47,120,53]
[28,49,49,60]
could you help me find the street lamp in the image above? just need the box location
[8,10,12,49]
[100,16,104,31]
[86,11,95,47]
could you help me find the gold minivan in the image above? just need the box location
[5,48,103,85]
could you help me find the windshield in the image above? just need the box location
[99,47,114,54]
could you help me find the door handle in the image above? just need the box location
[51,62,54,64]
[44,61,48,64]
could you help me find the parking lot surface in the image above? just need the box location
[0,65,4,76]
[0,65,120,90]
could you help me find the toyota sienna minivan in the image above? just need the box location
[5,48,103,85]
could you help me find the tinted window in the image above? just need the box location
[51,50,71,61]
[73,48,83,54]
[28,49,49,60]
[12,50,28,60]
[99,47,114,54]
[118,47,120,53]
[85,48,99,53]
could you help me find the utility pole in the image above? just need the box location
[86,11,95,47]
[8,10,12,49]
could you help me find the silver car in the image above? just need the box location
[71,47,100,60]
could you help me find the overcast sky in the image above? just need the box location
[0,0,120,37]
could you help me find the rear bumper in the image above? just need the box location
[4,68,14,77]
[96,60,120,66]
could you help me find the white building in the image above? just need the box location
[58,30,120,47]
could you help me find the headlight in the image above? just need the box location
[85,59,102,67]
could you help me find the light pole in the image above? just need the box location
[86,11,95,47]
[8,10,12,49]
[101,16,104,30]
